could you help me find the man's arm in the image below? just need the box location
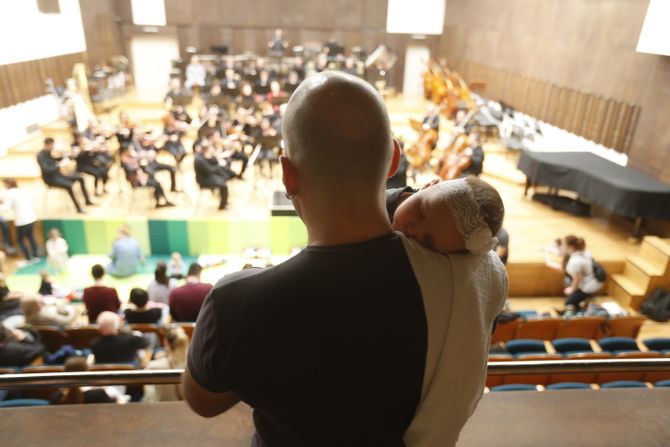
[181,368,240,418]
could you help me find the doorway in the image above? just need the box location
[402,45,430,98]
[130,35,180,99]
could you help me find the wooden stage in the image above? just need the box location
[0,93,647,297]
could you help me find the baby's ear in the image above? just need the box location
[387,140,401,179]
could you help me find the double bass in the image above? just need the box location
[406,103,446,171]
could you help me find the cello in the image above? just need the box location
[435,106,480,180]
[406,103,446,171]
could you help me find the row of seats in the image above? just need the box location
[491,316,646,344]
[34,323,196,352]
[490,380,670,392]
[499,336,670,356]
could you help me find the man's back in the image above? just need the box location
[83,286,120,324]
[110,237,141,277]
[91,333,148,364]
[169,282,212,322]
[188,233,427,446]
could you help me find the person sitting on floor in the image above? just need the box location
[91,311,150,364]
[82,264,121,324]
[45,228,69,274]
[125,288,163,325]
[169,263,212,322]
[108,225,143,278]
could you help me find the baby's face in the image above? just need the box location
[392,186,466,254]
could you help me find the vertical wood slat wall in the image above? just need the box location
[458,59,640,154]
[0,52,86,109]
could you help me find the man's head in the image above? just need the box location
[281,71,395,205]
[91,264,105,280]
[129,288,149,308]
[2,178,17,189]
[97,311,120,336]
[44,137,54,152]
[187,263,203,279]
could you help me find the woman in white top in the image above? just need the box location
[147,261,177,305]
[46,228,69,273]
[562,235,604,313]
[1,179,38,262]
[143,326,189,402]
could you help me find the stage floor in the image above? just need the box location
[1,92,642,268]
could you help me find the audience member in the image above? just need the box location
[91,311,149,364]
[51,356,116,404]
[45,228,69,273]
[0,325,45,367]
[182,72,507,446]
[169,263,211,322]
[168,252,185,279]
[124,288,162,325]
[0,273,22,321]
[108,225,143,278]
[36,137,93,214]
[21,294,77,328]
[1,179,38,262]
[82,264,121,324]
[144,327,189,402]
[147,262,176,305]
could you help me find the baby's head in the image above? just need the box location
[171,252,183,264]
[392,176,504,254]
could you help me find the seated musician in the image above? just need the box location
[37,137,94,214]
[238,83,258,114]
[460,132,485,177]
[199,129,248,179]
[171,105,193,125]
[72,133,112,196]
[222,68,240,97]
[422,105,440,133]
[119,146,174,208]
[267,80,287,113]
[255,70,272,97]
[162,114,188,166]
[257,118,279,177]
[164,78,187,107]
[137,133,179,192]
[206,83,227,109]
[267,28,288,57]
[283,70,301,94]
[197,108,225,140]
[185,55,207,94]
[343,57,358,76]
[116,111,135,150]
[193,139,236,210]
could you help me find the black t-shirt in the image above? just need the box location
[91,333,149,364]
[189,233,427,447]
[0,341,45,367]
[124,308,162,325]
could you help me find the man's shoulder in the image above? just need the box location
[209,268,268,303]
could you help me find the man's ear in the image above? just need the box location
[280,155,298,197]
[387,139,401,179]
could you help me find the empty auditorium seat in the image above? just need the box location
[555,316,605,339]
[552,338,593,354]
[655,380,670,388]
[515,318,561,340]
[546,382,592,390]
[0,399,50,408]
[64,326,100,349]
[503,353,562,386]
[602,316,646,339]
[33,326,67,353]
[595,351,662,384]
[490,384,538,392]
[643,338,670,352]
[549,352,612,384]
[600,381,648,389]
[490,320,519,345]
[506,339,547,355]
[597,337,639,353]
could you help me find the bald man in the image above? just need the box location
[183,72,507,446]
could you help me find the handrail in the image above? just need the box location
[1,359,670,389]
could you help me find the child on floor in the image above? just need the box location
[46,228,69,274]
[387,176,504,256]
[168,252,185,280]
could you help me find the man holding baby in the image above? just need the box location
[183,72,508,447]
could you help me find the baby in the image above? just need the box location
[387,176,504,255]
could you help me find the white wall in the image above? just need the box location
[0,95,62,157]
[0,0,86,65]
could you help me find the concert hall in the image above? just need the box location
[1,0,670,445]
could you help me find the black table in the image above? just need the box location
[517,151,670,234]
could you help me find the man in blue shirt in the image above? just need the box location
[107,225,143,277]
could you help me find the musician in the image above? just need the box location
[164,78,187,107]
[198,111,225,140]
[72,133,112,196]
[119,146,174,208]
[171,105,193,125]
[267,28,288,57]
[137,133,179,193]
[267,80,286,113]
[222,68,240,98]
[460,133,485,177]
[257,118,280,177]
[293,57,306,80]
[422,105,440,132]
[162,115,188,166]
[37,137,93,214]
[206,83,227,109]
[324,37,344,56]
[238,83,258,114]
[283,70,301,94]
[343,57,358,76]
[185,55,207,94]
[255,70,271,97]
[116,111,135,150]
[193,141,233,210]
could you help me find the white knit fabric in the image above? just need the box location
[436,179,497,254]
[399,234,508,447]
